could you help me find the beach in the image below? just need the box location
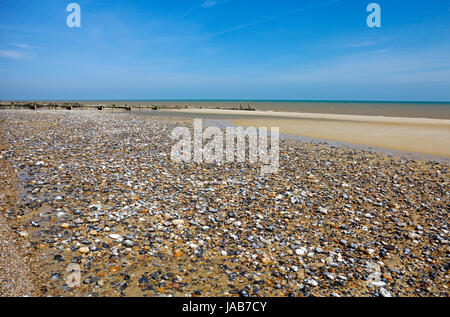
[165,109,450,158]
[0,109,448,297]
[22,100,449,119]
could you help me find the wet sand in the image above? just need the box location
[166,109,450,157]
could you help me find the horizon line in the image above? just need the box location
[2,99,450,104]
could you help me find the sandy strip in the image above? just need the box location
[0,144,36,297]
[167,109,450,157]
[0,216,36,297]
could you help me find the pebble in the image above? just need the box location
[78,247,89,254]
[370,281,387,288]
[379,288,393,297]
[295,248,307,256]
[318,207,328,215]
[123,240,134,248]
[305,279,319,287]
[172,219,184,226]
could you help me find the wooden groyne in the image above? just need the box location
[0,102,256,112]
[0,102,130,111]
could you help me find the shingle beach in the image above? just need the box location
[0,110,448,297]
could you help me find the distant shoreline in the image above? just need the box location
[2,99,449,119]
[0,100,450,120]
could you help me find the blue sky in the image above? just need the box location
[0,0,449,101]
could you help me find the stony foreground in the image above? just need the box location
[0,110,448,297]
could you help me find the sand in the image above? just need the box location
[166,109,450,157]
[0,143,36,297]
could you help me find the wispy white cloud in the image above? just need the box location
[272,47,450,85]
[208,0,341,38]
[201,0,217,8]
[0,50,25,59]
[201,0,229,9]
[183,0,229,18]
[13,43,31,49]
